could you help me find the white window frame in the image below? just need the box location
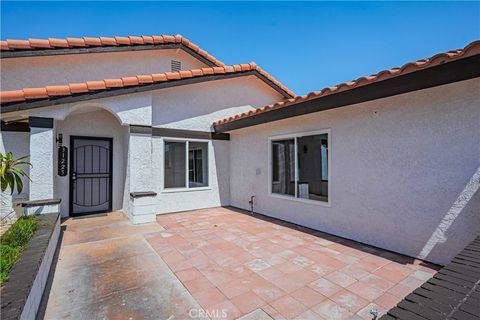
[162,137,211,193]
[268,128,331,207]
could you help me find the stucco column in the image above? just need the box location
[125,126,156,224]
[27,117,59,214]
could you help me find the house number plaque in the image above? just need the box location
[58,146,68,176]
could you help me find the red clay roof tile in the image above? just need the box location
[202,68,214,75]
[46,85,71,96]
[114,36,130,45]
[190,69,203,77]
[1,63,294,104]
[86,81,106,90]
[163,35,175,43]
[0,90,25,103]
[6,39,31,49]
[29,38,51,49]
[1,41,9,51]
[99,37,117,46]
[66,38,86,47]
[69,83,89,93]
[129,36,144,45]
[104,79,124,87]
[165,72,181,80]
[23,88,48,99]
[213,67,226,74]
[213,40,480,127]
[152,73,168,82]
[1,34,225,67]
[84,37,102,46]
[49,38,69,48]
[152,35,164,44]
[137,75,154,84]
[179,70,193,78]
[121,77,139,86]
[142,36,154,44]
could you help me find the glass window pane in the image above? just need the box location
[297,134,328,202]
[164,141,186,188]
[271,139,295,196]
[189,142,208,188]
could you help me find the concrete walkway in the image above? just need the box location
[41,212,206,320]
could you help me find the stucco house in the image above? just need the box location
[0,36,478,266]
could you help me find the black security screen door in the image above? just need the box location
[70,136,113,216]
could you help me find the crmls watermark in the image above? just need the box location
[189,308,228,319]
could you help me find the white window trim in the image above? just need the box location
[161,137,211,193]
[268,128,332,207]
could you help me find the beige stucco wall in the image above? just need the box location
[5,74,285,219]
[228,78,480,265]
[152,75,283,131]
[1,49,208,90]
[150,75,284,214]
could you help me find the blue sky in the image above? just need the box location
[1,1,479,95]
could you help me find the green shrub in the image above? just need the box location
[1,215,38,283]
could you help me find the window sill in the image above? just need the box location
[268,193,331,207]
[162,186,211,193]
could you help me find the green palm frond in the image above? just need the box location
[0,152,31,194]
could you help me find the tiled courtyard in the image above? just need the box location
[41,207,440,320]
[148,207,440,319]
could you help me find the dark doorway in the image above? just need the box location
[69,136,113,216]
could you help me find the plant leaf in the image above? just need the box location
[6,172,15,195]
[14,154,30,162]
[13,173,23,194]
[11,166,26,176]
[1,177,7,192]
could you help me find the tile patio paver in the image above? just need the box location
[270,295,309,319]
[230,290,266,314]
[238,308,274,320]
[155,207,439,319]
[309,278,343,297]
[290,286,327,308]
[313,299,354,320]
[41,207,440,320]
[331,289,369,313]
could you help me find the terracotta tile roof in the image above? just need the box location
[0,35,225,66]
[213,40,480,127]
[0,63,295,104]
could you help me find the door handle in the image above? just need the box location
[72,172,77,181]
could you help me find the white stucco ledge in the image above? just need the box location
[22,198,61,216]
[130,191,158,198]
[126,192,157,224]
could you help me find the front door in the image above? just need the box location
[70,136,113,216]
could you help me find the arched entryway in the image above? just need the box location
[55,105,128,217]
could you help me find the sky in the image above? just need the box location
[1,1,479,95]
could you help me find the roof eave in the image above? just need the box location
[0,70,293,113]
[213,54,480,133]
[1,43,220,67]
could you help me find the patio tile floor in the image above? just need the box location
[39,207,440,320]
[151,206,440,319]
